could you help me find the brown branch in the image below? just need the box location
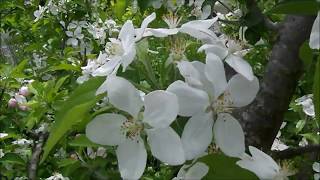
[234,15,315,151]
[272,144,320,159]
[28,132,48,180]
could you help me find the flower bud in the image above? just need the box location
[8,98,18,108]
[18,105,29,111]
[19,86,30,97]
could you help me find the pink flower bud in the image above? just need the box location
[8,98,18,108]
[18,105,29,111]
[19,86,30,97]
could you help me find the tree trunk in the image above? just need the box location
[235,15,315,151]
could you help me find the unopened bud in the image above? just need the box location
[18,105,29,111]
[19,86,30,97]
[8,98,18,108]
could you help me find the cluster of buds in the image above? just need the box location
[8,86,30,111]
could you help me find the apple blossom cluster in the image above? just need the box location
[77,9,297,179]
[33,0,68,22]
[8,86,31,111]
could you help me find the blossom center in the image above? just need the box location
[206,91,234,114]
[106,42,124,56]
[121,118,143,140]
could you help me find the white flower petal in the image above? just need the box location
[86,113,126,146]
[146,127,185,165]
[182,113,213,160]
[225,55,254,81]
[143,28,179,37]
[310,12,320,49]
[143,90,179,128]
[205,53,227,98]
[92,59,121,77]
[213,113,245,158]
[313,162,320,173]
[105,76,143,117]
[119,20,135,44]
[121,43,136,71]
[180,18,219,43]
[191,61,215,97]
[227,74,259,107]
[201,5,211,20]
[198,44,228,60]
[116,139,147,180]
[177,60,203,87]
[167,80,210,116]
[185,162,209,179]
[135,12,156,41]
[236,146,280,179]
[249,146,279,171]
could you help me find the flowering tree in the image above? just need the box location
[0,0,319,179]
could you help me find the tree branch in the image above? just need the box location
[28,132,48,180]
[234,15,315,151]
[272,145,320,159]
[245,0,281,31]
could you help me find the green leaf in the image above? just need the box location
[301,133,320,144]
[69,134,100,147]
[41,77,104,163]
[0,153,25,165]
[47,63,80,72]
[200,153,258,180]
[269,0,320,15]
[314,58,320,124]
[114,0,128,19]
[57,158,79,168]
[295,119,306,133]
[54,76,69,93]
[10,59,29,78]
[25,106,47,129]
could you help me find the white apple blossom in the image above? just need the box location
[198,38,254,81]
[298,137,308,147]
[87,147,107,159]
[34,5,47,22]
[309,12,320,49]
[77,52,107,83]
[68,20,87,30]
[45,173,70,180]
[167,53,259,159]
[173,162,209,180]
[66,27,84,47]
[86,76,185,179]
[0,149,4,158]
[295,94,315,117]
[236,146,295,180]
[87,23,107,43]
[313,162,320,180]
[12,139,33,146]
[271,139,289,151]
[189,0,211,19]
[0,133,8,139]
[92,20,136,77]
[272,122,289,151]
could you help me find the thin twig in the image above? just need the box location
[272,144,320,159]
[28,132,48,180]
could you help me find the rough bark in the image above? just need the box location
[235,15,315,151]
